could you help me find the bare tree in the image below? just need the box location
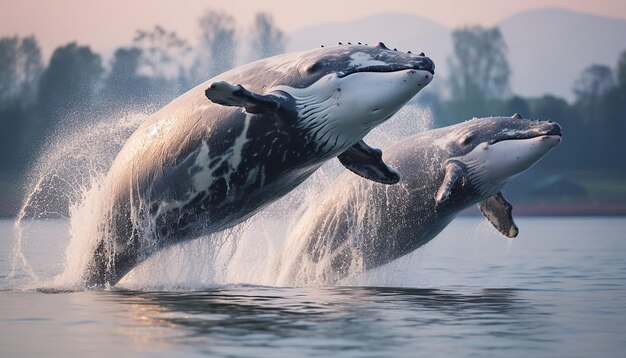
[250,12,286,60]
[133,25,192,88]
[193,10,237,82]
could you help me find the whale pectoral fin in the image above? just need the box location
[435,161,464,204]
[337,140,400,185]
[478,192,519,238]
[205,81,284,115]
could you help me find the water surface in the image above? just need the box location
[1,217,625,357]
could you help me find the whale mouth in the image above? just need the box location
[335,53,435,78]
[537,134,562,146]
[338,63,435,78]
[488,123,562,146]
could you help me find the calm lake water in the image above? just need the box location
[1,217,626,357]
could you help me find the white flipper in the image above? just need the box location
[435,161,464,204]
[205,81,291,116]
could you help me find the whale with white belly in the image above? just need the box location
[84,43,435,286]
[277,114,562,285]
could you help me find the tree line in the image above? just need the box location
[420,25,626,179]
[1,20,625,213]
[0,11,285,178]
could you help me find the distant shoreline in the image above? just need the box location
[2,202,626,219]
[461,202,626,217]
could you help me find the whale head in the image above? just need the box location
[435,114,562,203]
[274,43,435,152]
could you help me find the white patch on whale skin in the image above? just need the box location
[189,141,216,193]
[500,128,538,138]
[153,114,255,215]
[274,69,433,156]
[447,135,561,197]
[348,52,387,68]
[229,113,252,170]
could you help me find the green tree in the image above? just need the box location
[573,64,615,109]
[447,26,511,117]
[503,96,530,118]
[17,36,43,102]
[527,95,581,172]
[37,43,104,131]
[616,50,626,96]
[0,35,43,172]
[250,13,286,60]
[0,36,19,101]
[0,35,42,102]
[101,47,158,111]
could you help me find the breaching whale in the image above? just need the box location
[84,43,435,286]
[277,114,562,285]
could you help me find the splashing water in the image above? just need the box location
[9,113,147,288]
[7,105,433,290]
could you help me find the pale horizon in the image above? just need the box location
[1,0,625,60]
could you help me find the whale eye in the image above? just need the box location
[460,134,475,146]
[299,60,323,76]
[304,62,321,74]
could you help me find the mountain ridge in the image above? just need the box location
[287,8,626,101]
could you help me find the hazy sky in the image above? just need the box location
[1,0,625,59]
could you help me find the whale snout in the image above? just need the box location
[537,122,563,148]
[547,122,562,137]
[407,69,434,87]
[414,56,435,75]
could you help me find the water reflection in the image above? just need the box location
[98,286,549,356]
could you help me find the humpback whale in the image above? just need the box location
[277,114,562,285]
[84,43,434,286]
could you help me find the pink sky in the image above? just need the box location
[1,0,625,59]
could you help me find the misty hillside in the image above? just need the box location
[288,9,626,101]
[500,8,626,100]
